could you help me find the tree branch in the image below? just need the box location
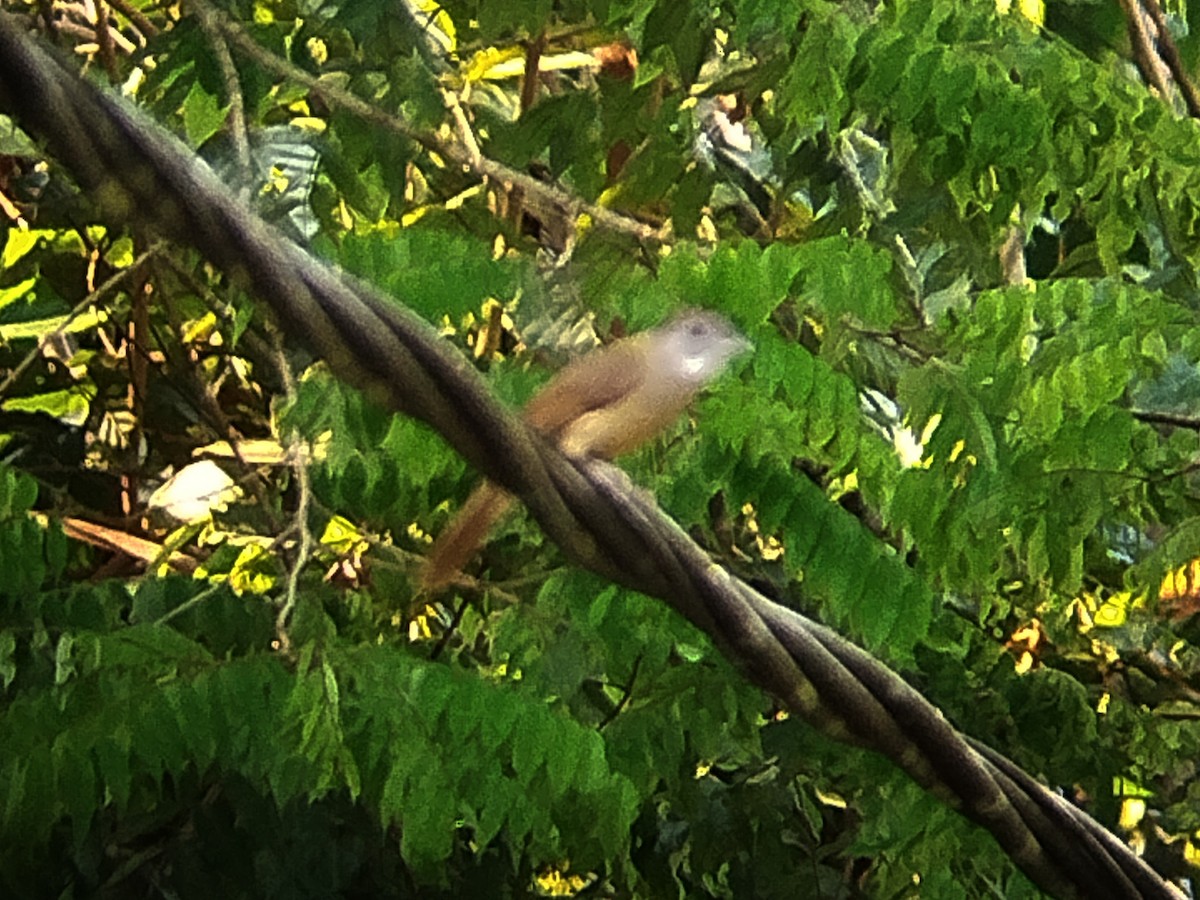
[189,0,667,247]
[1140,0,1200,118]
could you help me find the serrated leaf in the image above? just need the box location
[1026,517,1049,583]
[0,631,15,690]
[53,738,96,848]
[576,733,611,794]
[380,754,412,824]
[447,685,481,745]
[181,81,228,146]
[94,730,132,813]
[479,690,520,752]
[399,775,455,873]
[511,713,548,784]
[544,723,584,796]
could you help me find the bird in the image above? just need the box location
[420,309,751,591]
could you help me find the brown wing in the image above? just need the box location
[421,335,651,590]
[521,335,651,438]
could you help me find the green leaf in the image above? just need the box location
[0,631,15,690]
[181,81,228,146]
[399,775,456,873]
[798,235,899,329]
[511,711,548,784]
[94,730,133,813]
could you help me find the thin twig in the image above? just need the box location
[441,88,481,168]
[35,0,58,38]
[0,186,28,228]
[189,0,667,246]
[272,330,312,658]
[194,3,251,193]
[104,0,159,41]
[1118,0,1176,105]
[1140,0,1200,118]
[999,223,1027,286]
[505,33,546,232]
[153,582,224,625]
[123,258,151,515]
[1132,408,1200,430]
[55,18,137,56]
[0,243,163,400]
[60,516,199,573]
[274,444,312,658]
[91,0,120,83]
[598,654,642,729]
[846,323,932,363]
[154,277,281,532]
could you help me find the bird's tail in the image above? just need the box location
[420,481,514,591]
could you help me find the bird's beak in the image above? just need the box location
[728,333,753,356]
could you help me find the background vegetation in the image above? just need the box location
[2,0,1200,896]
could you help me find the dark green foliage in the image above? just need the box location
[0,606,642,889]
[0,467,66,600]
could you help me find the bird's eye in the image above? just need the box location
[687,322,709,338]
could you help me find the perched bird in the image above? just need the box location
[420,309,751,590]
